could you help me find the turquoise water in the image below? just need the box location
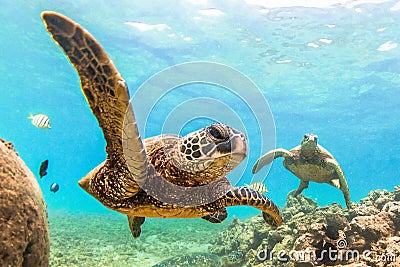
[1,0,399,222]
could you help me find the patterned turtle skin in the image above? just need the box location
[253,134,351,209]
[41,11,282,238]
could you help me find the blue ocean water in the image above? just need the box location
[1,0,399,220]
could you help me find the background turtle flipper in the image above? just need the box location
[42,11,149,197]
[329,179,341,189]
[252,148,291,174]
[326,160,352,209]
[294,180,309,196]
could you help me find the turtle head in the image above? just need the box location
[301,133,318,154]
[170,123,247,175]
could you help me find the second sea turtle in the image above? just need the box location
[253,134,351,208]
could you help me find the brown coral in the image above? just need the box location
[0,139,50,266]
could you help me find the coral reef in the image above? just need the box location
[0,139,50,266]
[210,187,400,267]
[47,186,399,267]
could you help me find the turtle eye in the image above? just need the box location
[304,134,308,140]
[208,125,228,141]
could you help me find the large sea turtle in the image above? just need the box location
[252,134,351,208]
[41,11,282,238]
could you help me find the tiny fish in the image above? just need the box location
[28,113,51,129]
[39,159,49,178]
[50,183,59,193]
[244,182,268,194]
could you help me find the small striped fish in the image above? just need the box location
[28,113,51,129]
[244,182,268,194]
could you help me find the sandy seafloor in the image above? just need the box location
[49,212,228,266]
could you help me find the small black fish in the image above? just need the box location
[39,159,49,178]
[50,183,59,193]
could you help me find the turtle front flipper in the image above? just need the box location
[42,12,148,199]
[328,179,341,189]
[326,160,352,209]
[202,208,228,223]
[128,216,145,238]
[252,148,291,174]
[224,187,282,227]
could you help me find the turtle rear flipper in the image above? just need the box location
[294,180,309,196]
[128,216,145,238]
[42,12,148,198]
[202,208,228,223]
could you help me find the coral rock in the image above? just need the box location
[360,190,394,210]
[348,213,395,242]
[381,201,400,229]
[394,186,400,201]
[0,139,50,266]
[286,191,318,212]
[210,185,400,267]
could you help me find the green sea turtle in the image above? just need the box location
[41,11,282,238]
[252,134,351,208]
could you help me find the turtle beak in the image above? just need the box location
[309,135,318,144]
[303,134,318,145]
[224,132,247,169]
[230,131,248,159]
[213,126,247,164]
